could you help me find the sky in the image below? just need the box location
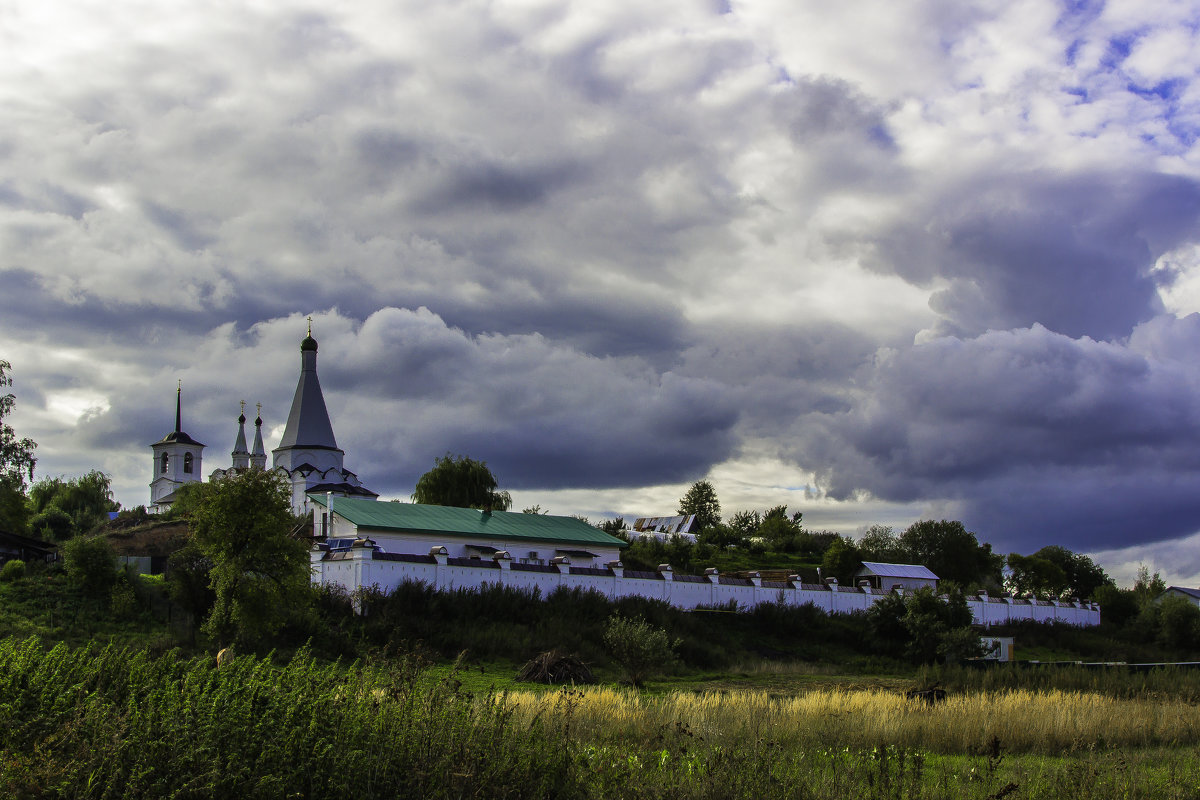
[2,0,1200,587]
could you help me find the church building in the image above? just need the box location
[145,320,627,567]
[270,325,377,514]
[148,384,205,513]
[150,324,377,515]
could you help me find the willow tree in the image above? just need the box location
[411,453,511,510]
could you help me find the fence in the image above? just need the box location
[311,543,1101,627]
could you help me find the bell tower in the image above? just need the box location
[149,382,205,511]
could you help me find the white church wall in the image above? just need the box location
[335,527,624,564]
[312,546,1102,627]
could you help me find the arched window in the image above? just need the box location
[183,452,194,474]
[160,453,169,473]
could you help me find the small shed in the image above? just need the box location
[855,562,939,592]
[630,514,699,543]
[979,636,1015,662]
[0,530,57,564]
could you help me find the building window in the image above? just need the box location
[184,452,194,474]
[160,453,169,473]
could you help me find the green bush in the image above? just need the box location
[0,560,25,582]
[1158,596,1200,651]
[603,615,679,687]
[29,506,74,541]
[865,586,980,664]
[62,535,118,599]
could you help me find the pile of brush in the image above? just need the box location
[515,650,596,685]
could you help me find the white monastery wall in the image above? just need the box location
[358,531,623,564]
[312,545,1102,627]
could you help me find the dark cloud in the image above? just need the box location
[867,171,1200,340]
[48,307,738,501]
[319,308,740,491]
[789,317,1200,550]
[412,159,586,213]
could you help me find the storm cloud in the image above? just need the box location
[3,0,1200,584]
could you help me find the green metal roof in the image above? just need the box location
[310,496,628,549]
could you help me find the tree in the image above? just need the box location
[858,524,905,563]
[820,535,863,585]
[800,530,841,559]
[866,585,981,664]
[28,506,74,541]
[1157,596,1200,651]
[899,520,1003,590]
[603,615,679,687]
[1134,565,1167,607]
[1030,545,1111,600]
[163,480,216,519]
[697,523,741,550]
[1005,552,1069,598]
[677,480,721,530]
[167,540,217,635]
[598,517,626,536]
[27,471,119,538]
[0,360,36,534]
[412,453,512,510]
[1092,584,1139,627]
[190,469,310,646]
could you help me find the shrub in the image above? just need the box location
[29,506,74,541]
[0,560,25,582]
[1158,596,1200,651]
[603,615,679,687]
[109,574,142,618]
[62,535,118,600]
[866,586,981,664]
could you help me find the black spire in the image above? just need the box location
[155,380,204,447]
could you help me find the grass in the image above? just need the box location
[6,635,1200,798]
[923,662,1200,701]
[503,685,1200,754]
[0,637,575,799]
[0,566,180,651]
[11,564,1200,796]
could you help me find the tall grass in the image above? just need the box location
[504,685,1200,754]
[6,636,1200,799]
[924,662,1200,701]
[0,636,574,799]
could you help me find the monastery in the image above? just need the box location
[149,323,376,516]
[148,325,625,566]
[146,325,1100,627]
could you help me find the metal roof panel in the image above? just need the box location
[857,561,940,580]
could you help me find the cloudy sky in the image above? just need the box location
[3,0,1199,585]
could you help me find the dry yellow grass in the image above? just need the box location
[502,686,1200,754]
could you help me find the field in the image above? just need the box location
[4,636,1200,799]
[5,567,1200,797]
